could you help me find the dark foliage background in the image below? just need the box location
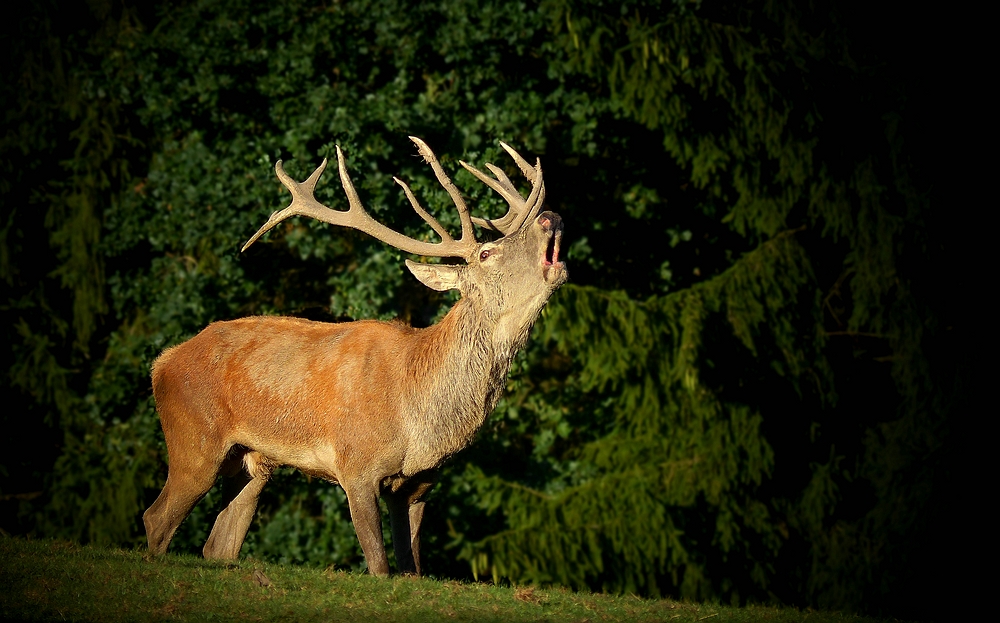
[1,0,970,619]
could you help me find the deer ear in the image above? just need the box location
[405,260,463,292]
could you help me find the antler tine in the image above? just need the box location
[459,142,545,236]
[499,142,548,231]
[241,158,330,252]
[393,176,454,243]
[241,145,479,260]
[408,136,476,247]
[485,163,519,195]
[459,161,525,234]
[499,141,537,183]
[507,159,545,233]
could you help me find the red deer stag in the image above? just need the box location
[143,137,567,576]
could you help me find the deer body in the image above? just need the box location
[143,137,566,576]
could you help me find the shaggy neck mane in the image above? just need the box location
[402,295,534,468]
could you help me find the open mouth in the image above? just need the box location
[537,211,567,285]
[544,230,561,266]
[541,229,567,286]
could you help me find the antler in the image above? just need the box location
[459,141,545,236]
[242,137,479,260]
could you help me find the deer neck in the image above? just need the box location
[404,296,536,472]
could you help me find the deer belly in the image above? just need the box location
[235,433,341,482]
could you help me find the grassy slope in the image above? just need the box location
[1,538,887,622]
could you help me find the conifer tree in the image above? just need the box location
[453,1,953,613]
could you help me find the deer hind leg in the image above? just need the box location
[406,500,427,576]
[143,448,221,556]
[203,449,273,560]
[386,473,436,576]
[343,479,389,577]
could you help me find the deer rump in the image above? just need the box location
[143,137,566,577]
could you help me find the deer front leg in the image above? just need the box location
[344,481,389,576]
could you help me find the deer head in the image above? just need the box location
[243,137,567,345]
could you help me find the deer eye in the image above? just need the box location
[479,249,492,261]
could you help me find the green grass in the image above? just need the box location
[1,537,888,622]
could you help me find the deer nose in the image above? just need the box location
[537,211,563,232]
